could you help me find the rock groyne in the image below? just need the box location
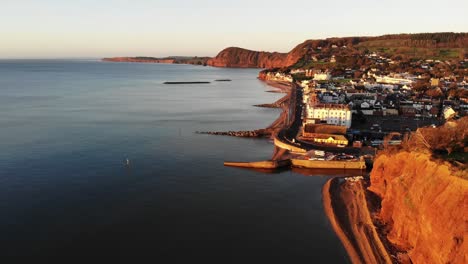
[196,129,270,138]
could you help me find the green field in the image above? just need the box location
[356,40,465,60]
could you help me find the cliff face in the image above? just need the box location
[207,47,288,68]
[208,33,468,69]
[369,152,467,264]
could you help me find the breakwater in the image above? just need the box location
[253,94,289,108]
[163,81,211,84]
[224,158,366,170]
[291,159,366,170]
[196,129,271,137]
[224,160,291,169]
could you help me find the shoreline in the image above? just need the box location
[214,78,392,263]
[322,177,393,264]
[197,79,291,139]
[261,80,292,92]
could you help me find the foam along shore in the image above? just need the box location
[322,177,393,264]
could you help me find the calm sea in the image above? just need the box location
[0,60,349,261]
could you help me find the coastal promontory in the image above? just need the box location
[206,47,288,68]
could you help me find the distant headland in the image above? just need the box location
[103,32,467,69]
[102,56,210,66]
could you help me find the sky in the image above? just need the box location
[1,0,467,58]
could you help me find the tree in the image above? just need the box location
[413,81,429,93]
[354,71,363,79]
[426,88,443,98]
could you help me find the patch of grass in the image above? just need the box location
[332,78,352,84]
[442,152,467,163]
[357,44,464,60]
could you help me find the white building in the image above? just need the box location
[372,73,416,86]
[306,104,352,128]
[321,92,339,103]
[443,107,456,120]
[305,90,352,128]
[313,72,331,81]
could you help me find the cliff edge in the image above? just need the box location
[369,151,467,263]
[206,47,288,68]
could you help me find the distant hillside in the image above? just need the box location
[102,56,210,65]
[103,33,467,69]
[208,33,468,68]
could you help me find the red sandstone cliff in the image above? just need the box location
[206,47,288,68]
[207,33,467,69]
[369,152,467,264]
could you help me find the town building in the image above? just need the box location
[304,133,348,146]
[313,72,331,81]
[304,90,352,128]
[430,78,440,87]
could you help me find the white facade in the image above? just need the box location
[321,93,339,103]
[265,72,293,82]
[443,107,456,119]
[313,73,331,81]
[374,75,414,85]
[305,104,352,128]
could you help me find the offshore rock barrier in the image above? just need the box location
[196,129,270,138]
[253,94,289,108]
[163,81,211,84]
[253,103,280,108]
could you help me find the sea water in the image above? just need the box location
[0,60,349,261]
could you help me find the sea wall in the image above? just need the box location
[368,152,467,264]
[291,159,366,170]
[273,137,306,153]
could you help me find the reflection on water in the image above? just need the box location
[0,60,349,261]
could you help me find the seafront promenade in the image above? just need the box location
[224,81,366,171]
[272,82,361,155]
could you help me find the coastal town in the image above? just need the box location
[221,42,467,263]
[211,40,468,172]
[255,47,467,167]
[102,33,467,263]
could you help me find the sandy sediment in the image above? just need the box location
[323,178,393,264]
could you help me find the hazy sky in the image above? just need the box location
[1,0,467,58]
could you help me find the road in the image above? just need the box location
[276,83,360,155]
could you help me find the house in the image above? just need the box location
[321,92,339,103]
[313,72,331,81]
[443,107,456,119]
[361,102,371,109]
[303,133,349,146]
[400,105,416,117]
[305,90,352,128]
